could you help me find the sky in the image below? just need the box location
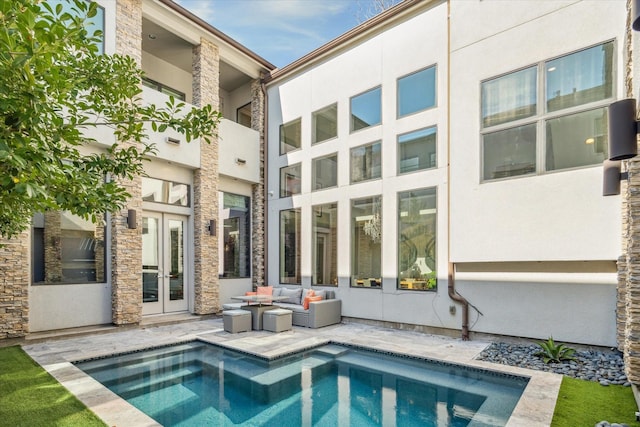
[176,0,402,68]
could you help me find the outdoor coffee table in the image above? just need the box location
[230,295,290,330]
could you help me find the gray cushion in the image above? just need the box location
[277,302,307,313]
[272,287,283,297]
[314,290,327,300]
[280,287,302,304]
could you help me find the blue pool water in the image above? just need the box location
[75,341,528,426]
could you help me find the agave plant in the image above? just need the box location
[535,336,576,364]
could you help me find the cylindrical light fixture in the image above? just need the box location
[603,160,623,196]
[127,209,137,229]
[608,98,638,161]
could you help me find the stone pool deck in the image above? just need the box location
[21,317,561,426]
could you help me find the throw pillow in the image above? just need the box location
[302,289,315,301]
[280,287,302,304]
[257,286,273,296]
[272,287,283,297]
[245,291,257,296]
[304,294,324,310]
[313,290,326,300]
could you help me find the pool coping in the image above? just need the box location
[22,320,561,427]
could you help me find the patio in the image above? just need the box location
[21,317,561,426]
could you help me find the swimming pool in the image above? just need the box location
[75,341,528,426]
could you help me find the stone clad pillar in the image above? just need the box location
[192,39,219,314]
[251,78,266,289]
[0,231,29,338]
[111,0,143,325]
[43,211,62,282]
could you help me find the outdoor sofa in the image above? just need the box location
[222,286,342,328]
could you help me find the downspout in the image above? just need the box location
[260,75,269,287]
[446,0,470,341]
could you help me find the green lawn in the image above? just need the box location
[551,376,638,426]
[0,346,106,427]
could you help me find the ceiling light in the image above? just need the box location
[148,34,157,40]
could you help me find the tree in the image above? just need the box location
[356,0,403,23]
[0,0,220,239]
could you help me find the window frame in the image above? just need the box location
[350,196,382,289]
[397,64,437,118]
[219,191,251,279]
[479,40,615,183]
[312,202,338,287]
[279,163,302,198]
[280,208,301,285]
[397,125,438,175]
[312,103,338,144]
[350,140,382,184]
[312,153,338,191]
[350,86,382,133]
[236,102,252,128]
[280,117,302,155]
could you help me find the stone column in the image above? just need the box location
[43,211,62,283]
[0,231,29,338]
[251,78,266,288]
[111,0,143,325]
[192,39,219,314]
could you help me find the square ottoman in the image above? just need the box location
[223,309,252,333]
[263,308,293,332]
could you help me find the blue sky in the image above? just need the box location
[176,0,401,68]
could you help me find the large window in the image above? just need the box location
[481,42,613,181]
[142,177,190,206]
[142,77,186,101]
[312,154,338,191]
[280,118,302,154]
[313,203,337,286]
[350,87,382,132]
[280,164,301,197]
[398,126,437,174]
[351,141,381,183]
[220,192,250,278]
[351,197,382,288]
[49,0,105,54]
[397,65,437,117]
[313,103,338,144]
[280,209,301,285]
[32,211,106,285]
[398,188,437,291]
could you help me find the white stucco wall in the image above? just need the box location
[266,0,624,346]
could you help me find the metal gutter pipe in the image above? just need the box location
[260,75,269,288]
[446,0,470,341]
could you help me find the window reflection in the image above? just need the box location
[351,197,382,288]
[142,177,190,206]
[350,87,382,132]
[280,209,301,284]
[220,192,251,278]
[397,66,436,117]
[313,203,337,286]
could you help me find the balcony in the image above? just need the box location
[218,119,260,184]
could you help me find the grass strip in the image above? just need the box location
[0,345,106,427]
[551,376,638,426]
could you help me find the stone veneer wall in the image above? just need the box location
[192,39,220,314]
[0,231,29,338]
[111,0,143,325]
[251,78,266,288]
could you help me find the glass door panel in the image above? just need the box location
[142,214,162,314]
[166,218,186,310]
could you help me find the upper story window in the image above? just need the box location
[49,0,105,54]
[350,87,381,132]
[312,103,338,144]
[397,65,437,117]
[481,41,614,181]
[351,141,382,183]
[398,126,437,174]
[142,77,186,101]
[280,163,301,197]
[280,118,302,154]
[237,103,252,128]
[280,208,301,285]
[142,177,190,206]
[312,154,338,191]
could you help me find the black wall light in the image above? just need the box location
[208,219,216,236]
[603,99,639,195]
[127,209,137,229]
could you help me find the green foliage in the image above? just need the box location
[535,336,577,364]
[0,345,107,426]
[0,0,221,239]
[551,376,638,426]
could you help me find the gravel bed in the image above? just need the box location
[477,342,629,386]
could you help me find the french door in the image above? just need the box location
[142,212,189,315]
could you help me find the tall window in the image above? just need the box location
[313,203,338,286]
[237,103,252,128]
[481,42,613,181]
[32,211,106,285]
[220,192,250,278]
[312,154,338,191]
[350,87,382,132]
[397,65,437,117]
[280,164,302,197]
[398,126,437,174]
[312,103,338,144]
[351,141,381,183]
[351,197,382,288]
[398,188,437,291]
[280,118,302,154]
[280,209,301,284]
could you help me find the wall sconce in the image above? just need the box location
[235,158,246,165]
[127,209,137,229]
[208,219,216,236]
[603,98,640,196]
[165,136,180,145]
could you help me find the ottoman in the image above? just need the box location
[263,308,293,332]
[223,309,252,333]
